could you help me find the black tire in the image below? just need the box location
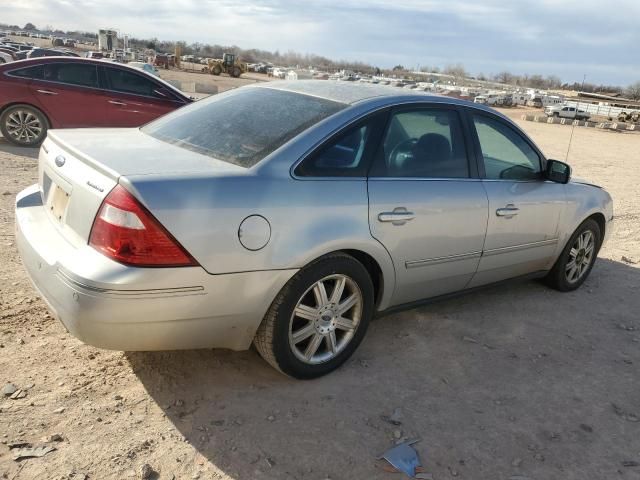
[553,112,559,118]
[254,253,374,379]
[231,66,241,78]
[0,104,49,147]
[212,65,222,76]
[545,218,601,292]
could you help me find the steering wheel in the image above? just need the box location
[388,138,418,169]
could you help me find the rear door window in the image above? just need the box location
[103,67,161,97]
[42,63,98,88]
[371,108,470,178]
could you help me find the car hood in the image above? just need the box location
[570,177,602,189]
[47,128,245,179]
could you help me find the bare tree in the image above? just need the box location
[420,65,440,73]
[444,63,467,83]
[627,81,640,101]
[494,71,514,84]
[546,75,562,89]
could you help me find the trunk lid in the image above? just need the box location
[39,128,244,246]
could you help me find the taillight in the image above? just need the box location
[89,185,197,267]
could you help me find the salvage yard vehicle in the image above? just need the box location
[0,51,12,64]
[27,48,79,58]
[15,81,613,379]
[615,110,640,123]
[202,53,247,77]
[153,53,174,69]
[545,105,590,121]
[0,57,192,146]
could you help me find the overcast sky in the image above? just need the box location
[2,0,639,86]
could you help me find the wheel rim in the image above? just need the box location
[288,274,363,365]
[565,230,595,284]
[5,109,43,144]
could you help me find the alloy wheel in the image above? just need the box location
[5,109,43,144]
[288,274,363,365]
[565,230,595,284]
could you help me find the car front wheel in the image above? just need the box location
[0,104,49,147]
[545,218,601,291]
[254,253,374,379]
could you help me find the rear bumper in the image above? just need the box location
[15,184,297,351]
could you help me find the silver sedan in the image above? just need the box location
[16,81,614,378]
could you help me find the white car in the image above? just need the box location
[128,62,160,77]
[0,51,12,64]
[545,105,590,121]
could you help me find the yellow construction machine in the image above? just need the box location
[202,53,247,78]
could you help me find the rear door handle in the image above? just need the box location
[496,204,519,217]
[108,100,127,105]
[36,89,58,95]
[378,207,415,225]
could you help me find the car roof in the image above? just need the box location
[254,80,497,112]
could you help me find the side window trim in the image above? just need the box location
[369,103,475,179]
[291,108,390,179]
[464,108,546,181]
[24,62,100,91]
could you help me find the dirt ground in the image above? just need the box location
[0,97,639,480]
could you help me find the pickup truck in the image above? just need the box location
[545,105,590,120]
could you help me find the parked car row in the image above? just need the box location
[0,37,80,61]
[0,57,192,146]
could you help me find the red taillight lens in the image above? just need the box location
[89,185,197,267]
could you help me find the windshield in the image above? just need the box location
[142,87,346,168]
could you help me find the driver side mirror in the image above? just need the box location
[545,159,571,184]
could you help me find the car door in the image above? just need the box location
[100,65,185,127]
[28,61,105,128]
[466,111,566,288]
[367,105,489,306]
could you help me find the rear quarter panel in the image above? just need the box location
[122,174,397,309]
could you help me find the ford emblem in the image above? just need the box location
[55,155,66,167]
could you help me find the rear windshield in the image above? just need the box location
[142,87,345,168]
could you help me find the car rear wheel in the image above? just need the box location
[545,219,601,291]
[254,253,374,379]
[0,104,49,147]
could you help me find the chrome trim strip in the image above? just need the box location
[406,251,482,269]
[56,269,205,297]
[370,177,481,182]
[482,238,558,256]
[405,238,559,269]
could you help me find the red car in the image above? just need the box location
[0,57,192,146]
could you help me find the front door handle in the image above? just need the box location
[36,89,58,95]
[378,207,415,225]
[496,204,519,217]
[108,100,127,106]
